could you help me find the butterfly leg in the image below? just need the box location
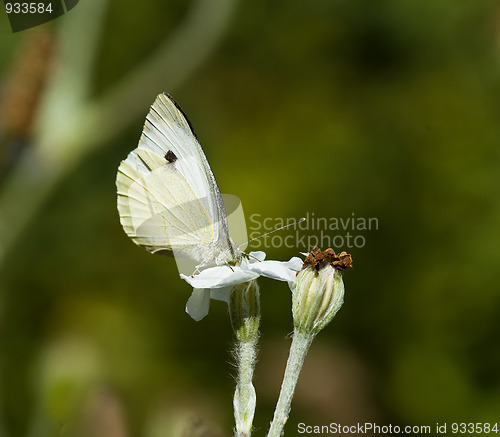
[191,265,202,277]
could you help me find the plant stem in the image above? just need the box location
[233,336,258,437]
[267,328,314,437]
[229,280,260,437]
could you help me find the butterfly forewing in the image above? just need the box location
[118,157,214,251]
[116,93,239,267]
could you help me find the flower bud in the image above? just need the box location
[229,279,260,342]
[292,247,352,334]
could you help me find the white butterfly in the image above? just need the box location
[116,93,243,274]
[117,93,303,320]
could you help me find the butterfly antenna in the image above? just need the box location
[237,217,306,250]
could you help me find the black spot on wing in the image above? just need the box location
[165,150,178,163]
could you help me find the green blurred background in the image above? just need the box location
[1,0,500,435]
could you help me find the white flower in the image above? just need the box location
[181,251,303,321]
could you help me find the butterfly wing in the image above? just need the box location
[116,93,237,265]
[117,149,214,258]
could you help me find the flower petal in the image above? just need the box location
[210,286,233,302]
[246,256,303,284]
[247,251,266,262]
[286,256,304,272]
[185,288,210,321]
[181,265,259,289]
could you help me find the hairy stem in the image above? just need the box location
[267,329,314,437]
[229,280,260,437]
[233,337,258,437]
